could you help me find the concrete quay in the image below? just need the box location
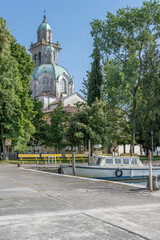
[0,164,160,240]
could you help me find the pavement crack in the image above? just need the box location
[81,212,151,240]
[41,193,150,240]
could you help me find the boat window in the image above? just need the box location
[131,159,137,165]
[105,159,113,164]
[96,158,102,165]
[123,159,129,164]
[115,159,121,164]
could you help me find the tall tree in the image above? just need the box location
[0,18,35,158]
[87,47,103,106]
[91,0,160,155]
[10,39,35,151]
[135,44,160,151]
[0,18,22,158]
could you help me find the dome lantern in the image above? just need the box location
[37,11,52,42]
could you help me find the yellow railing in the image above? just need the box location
[18,154,88,164]
[18,154,40,164]
[18,154,40,158]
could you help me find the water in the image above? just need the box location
[40,168,160,188]
[119,178,160,187]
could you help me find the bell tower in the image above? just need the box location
[29,12,75,110]
[29,12,61,66]
[37,11,53,43]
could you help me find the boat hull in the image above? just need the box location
[60,164,160,180]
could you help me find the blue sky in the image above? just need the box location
[1,0,147,95]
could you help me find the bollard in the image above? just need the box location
[147,175,159,191]
[17,163,20,167]
[153,175,159,191]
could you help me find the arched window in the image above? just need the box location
[39,52,41,64]
[61,79,66,93]
[49,32,51,42]
[35,54,37,65]
[42,76,50,93]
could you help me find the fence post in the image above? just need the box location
[149,150,153,192]
[72,152,76,176]
[88,139,91,165]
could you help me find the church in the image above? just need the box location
[29,13,85,111]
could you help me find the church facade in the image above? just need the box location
[29,13,85,110]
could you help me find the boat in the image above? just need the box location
[58,155,160,180]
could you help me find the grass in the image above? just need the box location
[0,158,88,164]
[140,156,160,162]
[0,159,20,164]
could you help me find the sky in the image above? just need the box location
[1,0,149,95]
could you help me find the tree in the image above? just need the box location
[82,47,103,106]
[135,45,160,151]
[66,100,112,150]
[28,97,48,150]
[0,18,22,158]
[44,103,67,153]
[10,38,35,152]
[91,0,160,154]
[80,74,89,100]
[0,18,35,158]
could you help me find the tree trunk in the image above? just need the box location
[88,139,91,165]
[1,127,6,160]
[123,144,126,154]
[140,145,142,155]
[131,95,136,156]
[146,148,149,156]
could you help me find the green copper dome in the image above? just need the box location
[32,64,71,80]
[38,15,52,31]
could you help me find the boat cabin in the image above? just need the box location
[94,156,143,167]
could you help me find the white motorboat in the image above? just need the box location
[59,155,160,180]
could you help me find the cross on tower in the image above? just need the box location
[43,10,46,21]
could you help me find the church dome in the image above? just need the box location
[38,15,52,31]
[32,64,71,80]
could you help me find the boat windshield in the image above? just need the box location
[105,159,113,164]
[123,159,129,164]
[115,158,121,164]
[130,159,137,165]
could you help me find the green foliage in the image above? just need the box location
[102,58,131,110]
[0,18,22,154]
[135,44,160,150]
[80,74,89,100]
[81,47,103,104]
[0,17,35,154]
[10,34,35,151]
[87,47,103,106]
[29,97,47,147]
[91,1,160,152]
[44,103,67,152]
[66,100,112,148]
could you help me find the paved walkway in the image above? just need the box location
[0,164,160,240]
